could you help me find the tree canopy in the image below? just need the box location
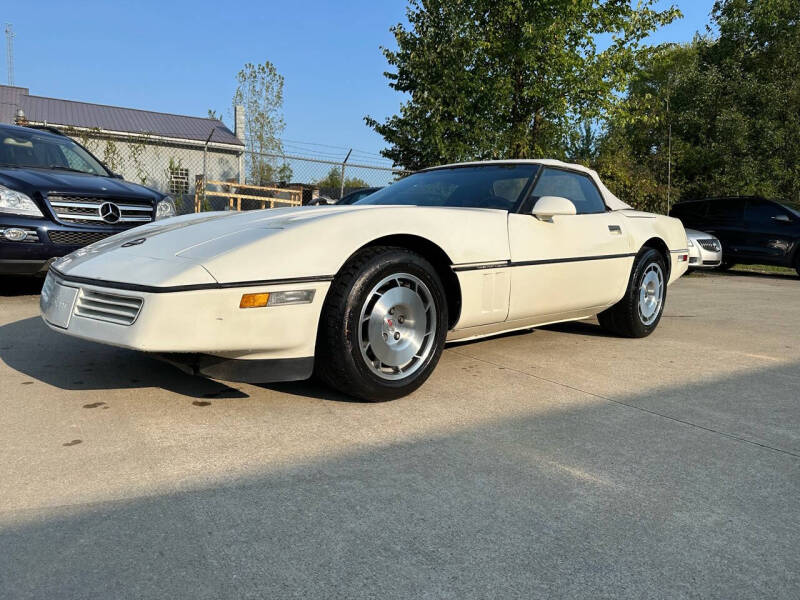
[316,167,369,195]
[366,0,680,171]
[598,0,800,211]
[233,61,292,185]
[369,0,800,211]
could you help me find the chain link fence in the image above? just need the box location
[71,132,408,215]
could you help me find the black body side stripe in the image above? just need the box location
[452,252,636,272]
[49,267,334,294]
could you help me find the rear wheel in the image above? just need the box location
[598,247,667,338]
[315,246,448,401]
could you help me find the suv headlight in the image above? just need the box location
[0,185,43,217]
[687,238,694,247]
[155,196,177,220]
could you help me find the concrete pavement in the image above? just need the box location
[0,271,798,599]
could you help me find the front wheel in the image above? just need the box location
[598,247,667,338]
[315,246,448,401]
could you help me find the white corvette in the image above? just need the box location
[41,160,688,401]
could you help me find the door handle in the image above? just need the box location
[608,225,622,234]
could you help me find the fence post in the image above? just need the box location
[194,174,204,213]
[339,149,352,200]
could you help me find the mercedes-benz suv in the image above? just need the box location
[0,123,176,275]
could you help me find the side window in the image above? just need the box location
[532,168,606,214]
[745,199,786,225]
[706,199,744,223]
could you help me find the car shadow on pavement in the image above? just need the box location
[264,380,363,403]
[1,361,798,599]
[0,275,46,297]
[0,316,248,400]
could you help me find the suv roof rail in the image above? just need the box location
[23,124,66,136]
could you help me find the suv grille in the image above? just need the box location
[47,195,154,226]
[74,288,143,326]
[48,231,115,246]
[698,239,721,252]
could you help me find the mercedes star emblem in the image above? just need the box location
[99,202,122,224]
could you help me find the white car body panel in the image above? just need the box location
[41,160,689,384]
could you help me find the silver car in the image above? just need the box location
[686,228,722,268]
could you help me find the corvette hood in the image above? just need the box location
[53,205,511,286]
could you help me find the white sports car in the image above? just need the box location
[41,160,689,401]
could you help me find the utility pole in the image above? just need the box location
[202,126,218,208]
[340,149,352,200]
[5,24,14,86]
[666,89,672,214]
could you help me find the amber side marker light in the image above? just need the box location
[240,293,270,308]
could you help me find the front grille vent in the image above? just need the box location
[49,231,115,246]
[47,195,154,227]
[74,288,143,326]
[697,239,721,252]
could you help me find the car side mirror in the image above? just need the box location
[532,196,577,220]
[772,214,792,223]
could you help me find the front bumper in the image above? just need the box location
[688,243,722,268]
[40,270,330,381]
[0,214,139,274]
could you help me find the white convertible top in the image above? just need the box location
[427,159,632,211]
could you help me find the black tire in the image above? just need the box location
[315,246,448,402]
[597,247,668,338]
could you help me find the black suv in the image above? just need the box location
[670,196,800,275]
[0,123,175,275]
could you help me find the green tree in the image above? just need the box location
[366,0,680,171]
[233,61,292,185]
[316,167,369,193]
[597,0,800,210]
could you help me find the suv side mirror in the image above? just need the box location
[772,214,792,223]
[532,196,577,219]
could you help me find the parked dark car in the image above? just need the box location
[0,123,176,275]
[336,186,383,205]
[670,196,800,275]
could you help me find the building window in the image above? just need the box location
[169,167,190,194]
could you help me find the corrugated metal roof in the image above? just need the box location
[0,85,243,147]
[0,85,28,124]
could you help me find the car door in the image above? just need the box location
[742,198,797,263]
[507,168,634,321]
[699,199,746,260]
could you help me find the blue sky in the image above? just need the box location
[3,0,714,164]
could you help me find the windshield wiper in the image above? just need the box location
[47,165,100,176]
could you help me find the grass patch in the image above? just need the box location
[731,264,797,276]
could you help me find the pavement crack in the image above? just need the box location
[450,349,800,460]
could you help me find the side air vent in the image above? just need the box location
[74,288,143,326]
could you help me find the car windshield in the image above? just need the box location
[354,164,539,210]
[0,128,109,176]
[783,203,800,218]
